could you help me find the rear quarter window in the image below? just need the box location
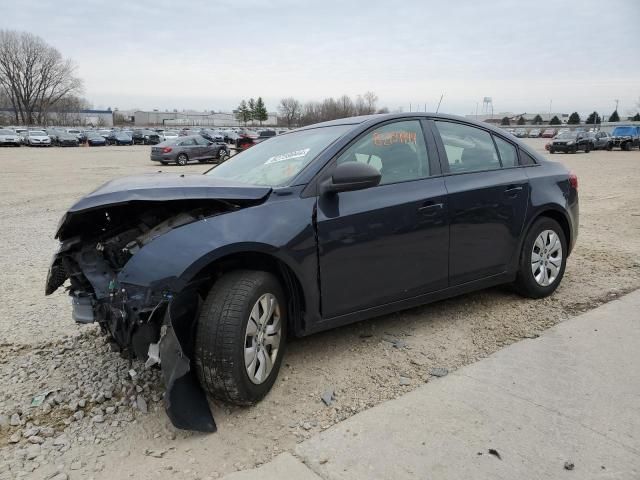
[518,150,537,166]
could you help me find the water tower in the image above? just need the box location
[482,97,493,116]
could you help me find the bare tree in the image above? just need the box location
[54,95,89,126]
[0,30,83,125]
[278,97,301,127]
[362,91,378,115]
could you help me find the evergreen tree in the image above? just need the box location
[633,113,640,122]
[500,116,510,126]
[532,114,543,125]
[549,115,561,125]
[585,111,601,124]
[517,116,525,125]
[248,98,256,123]
[568,112,580,124]
[608,110,620,122]
[254,97,268,125]
[235,100,251,126]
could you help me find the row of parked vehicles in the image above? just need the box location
[0,126,288,148]
[544,126,640,154]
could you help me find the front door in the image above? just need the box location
[316,119,449,319]
[433,120,529,285]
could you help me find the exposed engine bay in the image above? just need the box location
[46,199,249,432]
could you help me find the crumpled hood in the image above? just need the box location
[56,173,272,239]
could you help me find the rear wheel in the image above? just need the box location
[195,270,286,405]
[584,144,591,153]
[176,153,189,166]
[513,217,567,298]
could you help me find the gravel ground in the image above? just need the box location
[0,141,639,479]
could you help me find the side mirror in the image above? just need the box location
[320,161,381,195]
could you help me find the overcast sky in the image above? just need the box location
[3,0,639,116]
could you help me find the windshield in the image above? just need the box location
[206,125,350,186]
[612,126,636,136]
[556,132,576,139]
[30,131,46,135]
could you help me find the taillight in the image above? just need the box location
[162,147,172,153]
[569,172,578,190]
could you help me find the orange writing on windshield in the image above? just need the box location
[372,131,417,146]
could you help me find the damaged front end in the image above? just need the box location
[46,174,273,432]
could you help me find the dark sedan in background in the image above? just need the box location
[549,131,591,153]
[133,129,161,145]
[86,133,107,146]
[150,134,229,165]
[56,132,80,147]
[106,132,133,145]
[47,113,578,432]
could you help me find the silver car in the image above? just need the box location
[24,130,52,147]
[150,135,229,166]
[0,129,21,146]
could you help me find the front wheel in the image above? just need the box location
[195,270,287,405]
[513,217,567,298]
[623,142,632,151]
[218,149,229,162]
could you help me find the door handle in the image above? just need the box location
[418,202,444,213]
[504,185,523,194]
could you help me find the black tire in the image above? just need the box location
[623,142,631,151]
[584,144,591,153]
[606,143,612,151]
[513,217,567,299]
[195,270,287,405]
[176,153,188,166]
[219,149,229,162]
[549,149,554,154]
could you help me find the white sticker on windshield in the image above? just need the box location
[265,148,310,164]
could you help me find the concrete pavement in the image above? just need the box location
[223,290,640,479]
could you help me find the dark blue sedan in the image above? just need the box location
[46,113,578,431]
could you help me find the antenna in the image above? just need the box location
[436,94,444,113]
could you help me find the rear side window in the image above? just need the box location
[519,150,537,166]
[493,136,517,167]
[336,120,430,185]
[435,121,500,173]
[180,138,197,146]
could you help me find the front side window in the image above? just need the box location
[336,120,429,184]
[195,136,210,146]
[435,121,500,173]
[493,136,517,167]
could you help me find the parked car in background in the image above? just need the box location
[47,113,579,432]
[528,129,541,138]
[107,131,134,146]
[541,128,557,138]
[0,128,21,146]
[24,130,52,147]
[200,129,225,143]
[150,135,229,165]
[223,130,240,144]
[514,128,527,137]
[610,125,640,151]
[86,133,107,146]
[98,129,112,139]
[258,129,277,140]
[585,131,612,150]
[56,132,80,147]
[161,131,179,142]
[549,131,591,153]
[132,129,161,145]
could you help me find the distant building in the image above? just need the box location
[132,110,278,127]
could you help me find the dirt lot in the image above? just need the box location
[0,141,639,479]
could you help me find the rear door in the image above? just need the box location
[194,136,213,159]
[432,120,529,285]
[316,119,449,318]
[179,138,200,159]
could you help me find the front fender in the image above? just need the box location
[118,193,317,295]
